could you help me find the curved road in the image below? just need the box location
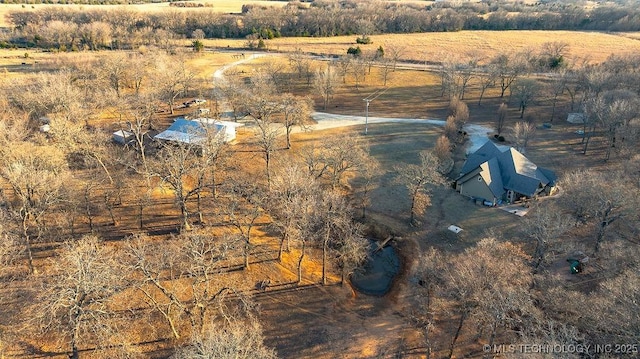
[213,52,494,154]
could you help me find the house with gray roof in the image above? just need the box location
[455,141,557,205]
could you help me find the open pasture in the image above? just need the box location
[205,30,640,65]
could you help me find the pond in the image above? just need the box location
[350,240,401,296]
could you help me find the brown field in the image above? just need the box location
[203,30,640,65]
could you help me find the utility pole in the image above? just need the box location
[362,87,388,135]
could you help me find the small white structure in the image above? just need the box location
[566,113,585,124]
[448,225,463,234]
[112,130,134,145]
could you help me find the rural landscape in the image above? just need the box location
[0,0,639,358]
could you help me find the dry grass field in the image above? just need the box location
[204,30,640,65]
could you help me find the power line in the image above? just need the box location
[362,87,389,135]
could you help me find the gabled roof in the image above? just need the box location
[498,148,554,197]
[458,141,556,197]
[459,141,505,175]
[154,118,207,144]
[479,157,505,198]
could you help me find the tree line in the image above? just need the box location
[5,0,640,50]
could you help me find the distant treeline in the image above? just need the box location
[0,0,181,3]
[4,0,640,50]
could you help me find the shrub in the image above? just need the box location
[347,46,362,57]
[192,40,204,52]
[356,36,372,44]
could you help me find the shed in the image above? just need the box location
[112,130,134,145]
[154,117,243,145]
[566,113,585,124]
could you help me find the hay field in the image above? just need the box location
[204,30,640,65]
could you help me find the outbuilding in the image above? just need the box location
[112,130,135,145]
[153,117,243,145]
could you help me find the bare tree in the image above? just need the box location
[280,94,312,150]
[548,72,567,122]
[491,53,527,98]
[153,55,195,114]
[246,73,281,185]
[288,48,307,80]
[301,134,370,189]
[314,63,339,111]
[155,139,200,232]
[263,60,288,92]
[496,103,508,136]
[115,93,159,185]
[216,75,249,121]
[384,42,405,71]
[126,235,185,339]
[395,150,445,226]
[511,121,536,154]
[179,231,244,334]
[378,58,394,86]
[511,78,540,119]
[333,221,368,285]
[36,235,124,359]
[269,163,318,263]
[351,58,367,90]
[49,116,116,185]
[590,269,640,346]
[448,98,469,131]
[410,248,446,359]
[223,180,266,269]
[476,65,497,106]
[539,41,569,71]
[355,157,381,219]
[442,238,533,359]
[434,135,452,163]
[310,189,354,285]
[101,53,128,98]
[598,90,639,160]
[581,89,639,158]
[172,318,277,359]
[522,204,572,272]
[441,57,478,100]
[334,56,351,84]
[560,170,637,253]
[0,142,69,274]
[195,126,229,218]
[0,210,22,279]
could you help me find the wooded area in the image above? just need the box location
[3,0,640,50]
